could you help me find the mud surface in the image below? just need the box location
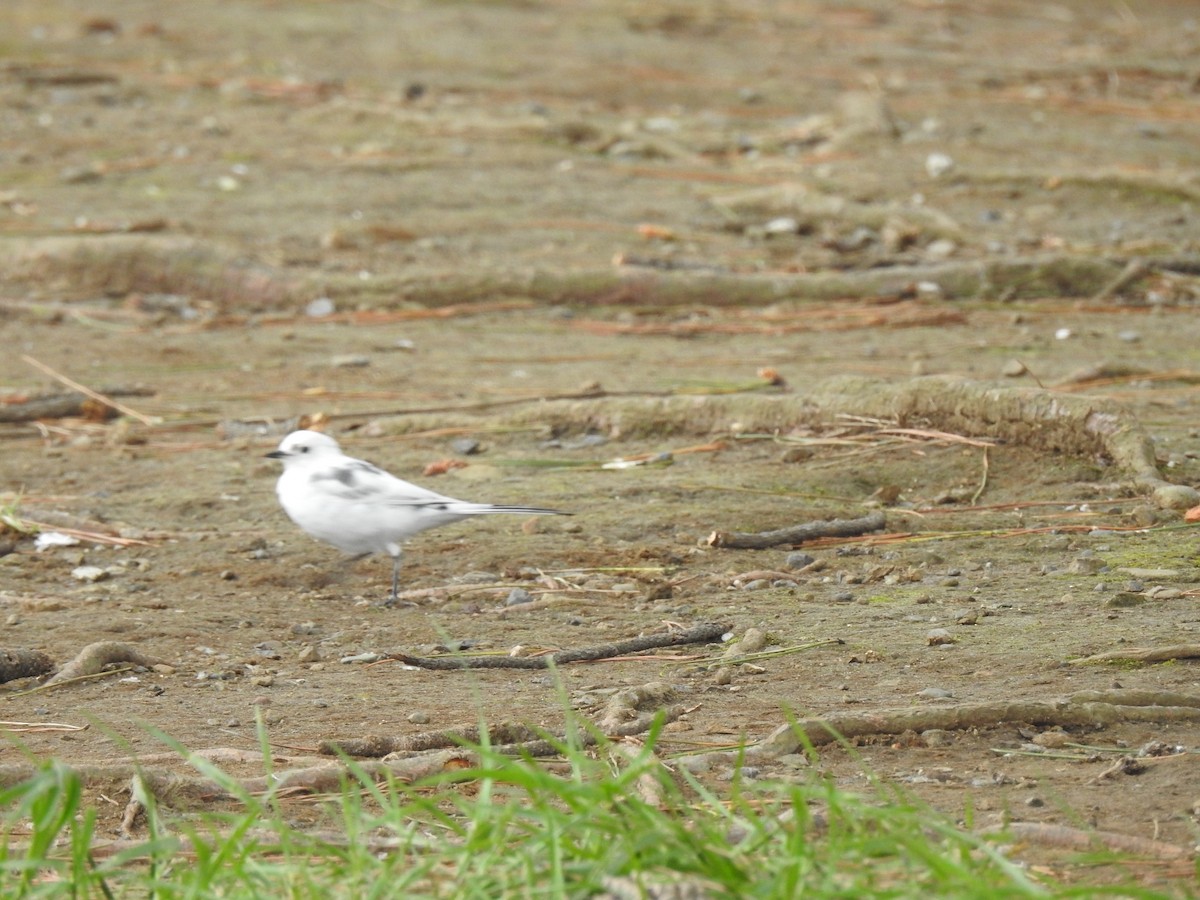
[2,0,1200,888]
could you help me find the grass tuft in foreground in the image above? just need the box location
[0,723,1176,898]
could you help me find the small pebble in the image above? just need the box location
[451,437,482,455]
[71,565,108,583]
[785,552,815,570]
[832,591,854,603]
[925,152,954,178]
[926,628,956,646]
[764,216,800,235]
[505,588,534,607]
[1067,556,1108,575]
[330,354,371,368]
[921,729,954,748]
[407,711,430,725]
[298,644,320,663]
[917,687,954,700]
[340,652,382,664]
[306,297,335,317]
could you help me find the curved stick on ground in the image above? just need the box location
[320,722,543,758]
[985,821,1193,861]
[760,689,1200,755]
[1069,644,1200,665]
[395,375,1196,509]
[43,642,166,687]
[387,622,728,670]
[0,648,55,684]
[707,510,886,550]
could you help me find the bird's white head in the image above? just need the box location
[265,430,341,465]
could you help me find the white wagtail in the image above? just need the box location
[266,429,568,601]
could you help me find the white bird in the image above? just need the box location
[266,430,568,602]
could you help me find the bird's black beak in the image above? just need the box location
[265,450,287,459]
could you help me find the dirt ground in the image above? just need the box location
[3,0,1200,889]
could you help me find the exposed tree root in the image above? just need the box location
[315,253,1129,307]
[760,689,1200,755]
[707,510,885,550]
[986,821,1193,861]
[0,648,55,684]
[373,374,1193,508]
[386,622,728,670]
[1,682,685,829]
[43,641,166,687]
[318,722,543,758]
[4,233,1141,312]
[1070,645,1200,666]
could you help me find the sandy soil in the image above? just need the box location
[2,0,1200,889]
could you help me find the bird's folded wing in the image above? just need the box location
[310,461,453,507]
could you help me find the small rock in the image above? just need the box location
[924,152,954,178]
[713,667,733,685]
[505,588,534,607]
[1032,731,1069,749]
[832,591,854,603]
[407,710,430,725]
[219,569,237,581]
[1106,592,1144,608]
[251,675,275,687]
[925,238,956,260]
[297,644,320,663]
[330,354,371,368]
[740,579,770,591]
[151,663,176,675]
[340,652,382,664]
[764,216,800,235]
[922,729,954,748]
[1067,556,1108,575]
[71,565,108,583]
[1146,586,1183,600]
[1002,359,1027,377]
[917,687,954,700]
[451,437,482,455]
[926,628,956,646]
[306,297,335,317]
[785,551,816,570]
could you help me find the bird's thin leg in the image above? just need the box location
[389,551,403,603]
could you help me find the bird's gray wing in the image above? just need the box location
[309,459,456,508]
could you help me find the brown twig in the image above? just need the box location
[707,511,885,550]
[386,622,728,670]
[0,387,157,424]
[21,355,159,426]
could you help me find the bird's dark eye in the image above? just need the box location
[299,446,309,453]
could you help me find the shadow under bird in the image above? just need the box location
[266,429,569,601]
